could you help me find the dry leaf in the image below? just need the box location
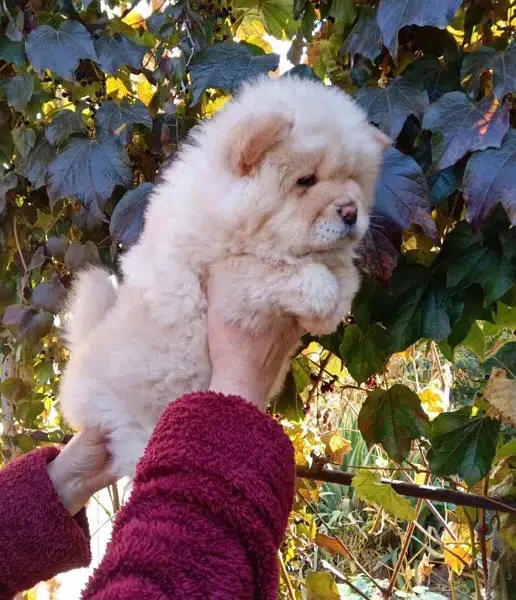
[484,367,516,426]
[321,430,352,464]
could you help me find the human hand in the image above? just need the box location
[206,273,304,411]
[47,427,116,516]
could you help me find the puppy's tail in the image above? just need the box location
[64,267,117,350]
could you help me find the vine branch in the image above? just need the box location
[296,466,516,514]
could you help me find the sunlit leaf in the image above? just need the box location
[353,469,417,520]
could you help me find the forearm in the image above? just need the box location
[0,447,91,599]
[82,392,296,600]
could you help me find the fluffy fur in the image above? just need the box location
[59,77,389,477]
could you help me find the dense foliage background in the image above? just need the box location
[1,0,516,598]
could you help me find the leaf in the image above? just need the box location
[357,220,402,284]
[461,42,516,101]
[6,10,24,42]
[429,164,461,205]
[110,182,153,253]
[377,0,462,60]
[428,407,500,486]
[419,386,447,420]
[26,22,98,81]
[321,431,352,464]
[0,171,17,214]
[25,139,57,190]
[95,99,152,146]
[271,369,305,421]
[422,93,510,170]
[232,0,297,39]
[461,321,485,361]
[484,341,516,379]
[495,439,516,462]
[484,368,516,426]
[403,57,463,103]
[46,110,84,146]
[0,38,25,65]
[353,470,416,520]
[463,130,516,231]
[291,356,312,393]
[28,246,46,271]
[46,236,70,261]
[47,136,132,214]
[93,32,146,75]
[340,7,383,63]
[12,126,36,160]
[340,323,389,384]
[64,241,100,270]
[356,76,429,140]
[106,76,131,100]
[314,534,348,556]
[358,383,430,461]
[1,377,31,402]
[5,74,34,111]
[329,0,356,25]
[31,279,67,313]
[189,43,279,105]
[439,221,516,305]
[374,147,436,238]
[443,522,472,575]
[305,571,340,600]
[136,78,155,107]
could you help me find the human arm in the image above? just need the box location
[0,428,114,599]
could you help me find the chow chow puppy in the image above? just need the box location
[59,76,389,477]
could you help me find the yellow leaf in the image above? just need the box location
[353,470,417,521]
[442,523,472,575]
[203,94,231,118]
[236,16,266,40]
[315,533,348,557]
[419,385,447,420]
[484,367,516,426]
[321,431,352,465]
[417,553,434,582]
[305,571,341,600]
[136,78,155,107]
[106,76,131,100]
[122,11,146,29]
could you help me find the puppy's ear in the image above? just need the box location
[231,114,293,176]
[370,126,391,150]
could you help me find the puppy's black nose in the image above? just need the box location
[338,203,358,226]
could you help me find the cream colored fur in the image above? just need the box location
[59,77,388,477]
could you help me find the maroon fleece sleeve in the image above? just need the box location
[82,392,296,600]
[0,446,91,600]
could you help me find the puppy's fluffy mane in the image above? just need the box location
[60,76,388,476]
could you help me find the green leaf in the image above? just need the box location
[6,10,24,43]
[428,407,500,486]
[0,38,25,65]
[291,356,312,393]
[270,368,304,421]
[445,286,493,355]
[93,32,146,75]
[356,76,429,140]
[0,171,17,214]
[439,221,516,305]
[461,42,516,101]
[24,139,57,190]
[484,341,516,379]
[353,470,416,520]
[14,434,36,453]
[422,92,510,171]
[383,264,452,352]
[461,321,485,361]
[46,110,85,147]
[12,126,36,160]
[189,43,279,105]
[495,439,516,462]
[305,571,340,600]
[233,0,297,39]
[483,302,516,337]
[95,99,152,146]
[0,377,30,402]
[463,130,516,231]
[358,384,430,462]
[110,182,153,254]
[26,22,98,81]
[5,74,34,111]
[329,0,356,25]
[47,136,132,215]
[377,0,462,60]
[340,323,389,384]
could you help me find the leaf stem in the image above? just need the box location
[278,550,296,600]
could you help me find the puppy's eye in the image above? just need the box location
[297,174,317,187]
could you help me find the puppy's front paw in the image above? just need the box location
[295,263,339,320]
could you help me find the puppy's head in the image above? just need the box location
[203,77,389,257]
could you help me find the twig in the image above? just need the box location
[431,341,446,391]
[110,482,121,513]
[308,352,332,403]
[412,522,470,569]
[466,513,482,600]
[296,466,516,514]
[479,477,490,589]
[278,550,296,600]
[321,560,372,600]
[385,474,429,598]
[13,215,27,273]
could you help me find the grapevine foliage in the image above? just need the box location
[1,0,516,596]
